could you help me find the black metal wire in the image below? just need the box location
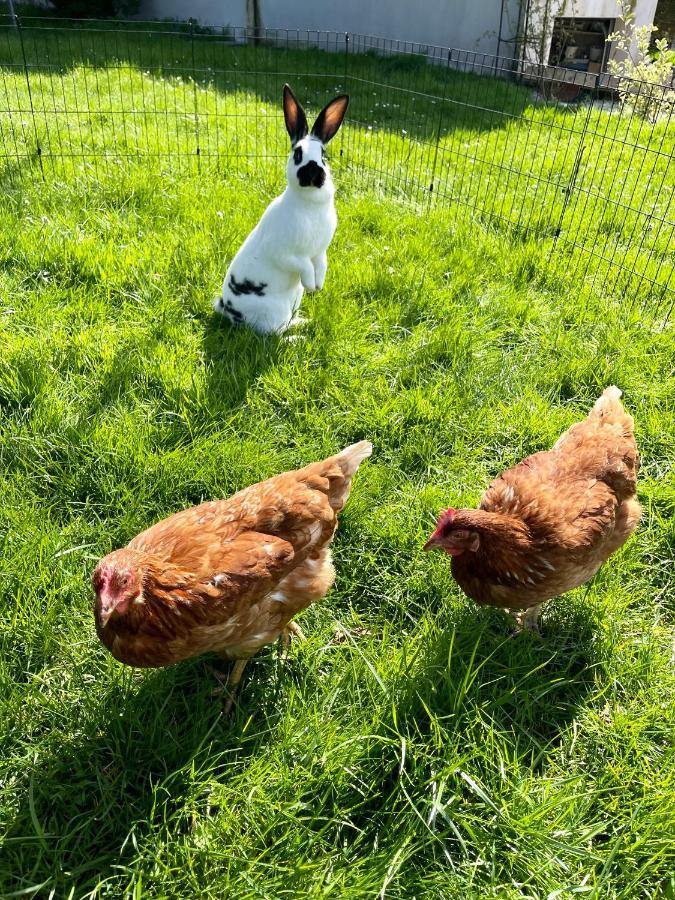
[0,16,672,325]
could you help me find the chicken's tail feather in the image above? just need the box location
[590,386,635,434]
[321,440,372,513]
[335,440,373,476]
[592,385,622,414]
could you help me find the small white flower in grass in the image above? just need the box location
[402,129,407,135]
[216,211,224,218]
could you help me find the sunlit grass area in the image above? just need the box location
[1,20,674,899]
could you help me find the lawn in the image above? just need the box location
[1,20,675,900]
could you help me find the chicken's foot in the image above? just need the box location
[279,620,306,659]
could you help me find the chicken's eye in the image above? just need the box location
[120,576,129,587]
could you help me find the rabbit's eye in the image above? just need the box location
[293,146,303,165]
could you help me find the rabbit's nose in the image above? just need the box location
[297,161,325,188]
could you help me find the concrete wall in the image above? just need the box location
[137,0,658,62]
[137,0,520,56]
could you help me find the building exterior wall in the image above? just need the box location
[137,0,659,66]
[137,0,520,57]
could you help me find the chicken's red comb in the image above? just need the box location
[437,507,456,528]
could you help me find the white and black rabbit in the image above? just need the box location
[215,84,349,334]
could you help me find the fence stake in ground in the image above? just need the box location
[428,48,452,203]
[15,15,44,180]
[552,73,599,243]
[190,18,201,173]
[340,32,349,159]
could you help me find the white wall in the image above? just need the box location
[137,0,658,59]
[261,0,508,54]
[137,0,519,56]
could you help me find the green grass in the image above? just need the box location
[1,27,675,900]
[0,19,673,315]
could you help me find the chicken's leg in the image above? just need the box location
[287,620,306,641]
[222,658,248,714]
[515,604,543,634]
[210,657,249,713]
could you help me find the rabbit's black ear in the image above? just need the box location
[311,95,349,145]
[283,84,308,145]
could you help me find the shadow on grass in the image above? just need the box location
[400,598,600,758]
[0,598,601,896]
[0,18,531,145]
[200,310,285,413]
[0,648,287,897]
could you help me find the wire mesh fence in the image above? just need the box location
[0,15,673,325]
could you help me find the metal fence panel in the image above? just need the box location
[0,15,672,324]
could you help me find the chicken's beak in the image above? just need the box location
[96,592,131,627]
[422,535,442,552]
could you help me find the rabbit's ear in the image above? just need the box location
[311,95,349,145]
[283,84,308,145]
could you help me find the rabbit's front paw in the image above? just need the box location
[301,274,317,292]
[312,253,328,291]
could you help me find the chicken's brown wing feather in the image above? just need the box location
[481,454,618,551]
[95,441,372,670]
[127,475,336,578]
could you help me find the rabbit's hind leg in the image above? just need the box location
[287,284,307,329]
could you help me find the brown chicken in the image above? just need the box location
[93,441,372,706]
[423,387,640,630]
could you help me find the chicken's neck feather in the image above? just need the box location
[453,509,531,546]
[452,509,537,578]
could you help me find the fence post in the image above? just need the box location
[15,14,44,180]
[189,18,201,173]
[552,72,598,243]
[428,48,451,203]
[340,32,349,159]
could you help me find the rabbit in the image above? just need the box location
[215,84,349,334]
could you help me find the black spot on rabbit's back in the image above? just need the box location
[293,146,303,165]
[228,274,267,297]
